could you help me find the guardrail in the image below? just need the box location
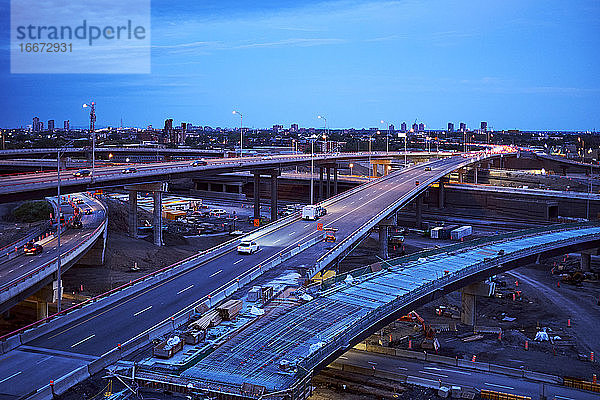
[307,155,495,278]
[0,151,428,192]
[0,221,51,264]
[0,152,430,342]
[296,222,600,384]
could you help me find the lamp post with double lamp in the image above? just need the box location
[317,115,327,153]
[309,135,317,204]
[232,110,243,157]
[82,102,96,180]
[56,139,75,313]
[349,163,353,176]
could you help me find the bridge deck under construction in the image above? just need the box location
[175,223,600,396]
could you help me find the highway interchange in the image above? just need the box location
[0,155,477,398]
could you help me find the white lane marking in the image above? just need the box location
[274,239,281,244]
[8,269,13,273]
[367,361,377,365]
[35,355,53,365]
[134,305,153,316]
[70,334,95,348]
[20,264,24,268]
[289,231,296,236]
[339,356,348,360]
[304,225,310,228]
[0,371,22,384]
[420,371,449,378]
[28,260,34,263]
[424,366,471,376]
[349,201,355,205]
[177,285,194,295]
[233,259,244,265]
[553,396,574,400]
[484,383,514,390]
[210,269,222,277]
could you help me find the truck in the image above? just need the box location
[302,205,327,221]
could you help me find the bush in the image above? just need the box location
[13,200,53,223]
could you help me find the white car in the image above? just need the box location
[209,209,227,217]
[237,240,259,254]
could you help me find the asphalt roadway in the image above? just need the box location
[0,194,105,291]
[339,349,598,400]
[0,155,469,399]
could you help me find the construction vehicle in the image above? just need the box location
[324,227,338,242]
[398,311,439,350]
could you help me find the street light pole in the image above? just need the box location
[310,135,316,204]
[82,102,96,179]
[317,115,327,153]
[232,111,243,157]
[56,150,62,313]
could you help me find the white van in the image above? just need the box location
[302,205,327,221]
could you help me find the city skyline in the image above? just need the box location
[1,0,599,131]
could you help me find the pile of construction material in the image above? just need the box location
[217,299,243,321]
[153,335,183,359]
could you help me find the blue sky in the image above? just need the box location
[0,0,599,131]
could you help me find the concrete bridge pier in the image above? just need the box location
[153,191,163,246]
[474,165,479,184]
[77,225,108,265]
[415,196,423,229]
[460,281,496,326]
[125,182,167,246]
[253,172,261,219]
[30,282,57,320]
[326,167,331,198]
[333,166,338,195]
[270,169,279,221]
[438,177,446,209]
[128,190,138,238]
[581,251,592,272]
[378,214,396,259]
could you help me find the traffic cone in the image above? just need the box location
[591,352,595,362]
[515,280,519,287]
[471,355,476,362]
[568,319,571,328]
[524,340,529,350]
[557,281,560,288]
[408,339,412,349]
[498,332,502,341]
[593,374,597,384]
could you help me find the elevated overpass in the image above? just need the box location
[0,152,506,399]
[0,194,107,315]
[166,222,600,399]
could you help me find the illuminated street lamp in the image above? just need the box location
[232,110,243,157]
[349,163,354,176]
[317,115,328,153]
[379,120,390,153]
[82,102,96,179]
[309,135,318,204]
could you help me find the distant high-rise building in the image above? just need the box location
[459,122,467,132]
[418,123,425,132]
[272,124,283,133]
[64,120,70,131]
[411,123,418,132]
[164,118,173,132]
[480,121,488,132]
[47,120,55,132]
[181,122,187,131]
[400,122,407,132]
[388,124,395,133]
[290,123,299,132]
[32,117,41,132]
[39,121,44,131]
[447,122,454,132]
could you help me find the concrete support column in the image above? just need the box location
[372,164,378,177]
[460,290,476,326]
[474,165,478,184]
[326,167,331,198]
[319,167,324,201]
[253,172,261,220]
[415,196,423,229]
[458,169,464,183]
[438,178,446,209]
[581,252,592,272]
[37,301,49,320]
[333,167,338,195]
[379,226,389,259]
[207,182,212,192]
[153,191,163,246]
[271,171,278,221]
[128,190,138,239]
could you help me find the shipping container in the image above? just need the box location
[450,225,473,240]
[430,226,443,239]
